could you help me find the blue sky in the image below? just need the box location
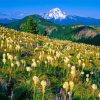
[0,0,100,19]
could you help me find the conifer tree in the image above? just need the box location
[20,16,38,34]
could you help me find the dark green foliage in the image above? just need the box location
[44,30,48,36]
[14,83,33,100]
[20,16,38,34]
[77,34,100,46]
[0,50,3,67]
[91,68,100,87]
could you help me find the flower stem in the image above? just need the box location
[42,92,44,100]
[34,85,36,100]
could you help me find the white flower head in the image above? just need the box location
[81,71,84,75]
[92,84,97,90]
[33,76,39,85]
[26,67,32,72]
[63,82,69,92]
[86,78,89,82]
[86,74,89,78]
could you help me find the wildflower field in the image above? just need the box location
[0,27,100,100]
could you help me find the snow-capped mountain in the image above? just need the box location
[43,8,100,26]
[43,8,67,20]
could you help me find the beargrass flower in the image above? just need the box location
[92,84,97,90]
[86,74,89,78]
[81,71,84,75]
[78,59,81,66]
[82,63,85,68]
[2,58,6,65]
[86,77,89,82]
[41,80,47,100]
[33,76,39,86]
[63,82,69,93]
[26,67,32,72]
[33,76,39,99]
[69,81,74,91]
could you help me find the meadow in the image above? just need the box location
[0,27,100,100]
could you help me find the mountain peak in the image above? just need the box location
[44,8,67,20]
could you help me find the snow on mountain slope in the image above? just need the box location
[44,8,67,20]
[43,8,100,26]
